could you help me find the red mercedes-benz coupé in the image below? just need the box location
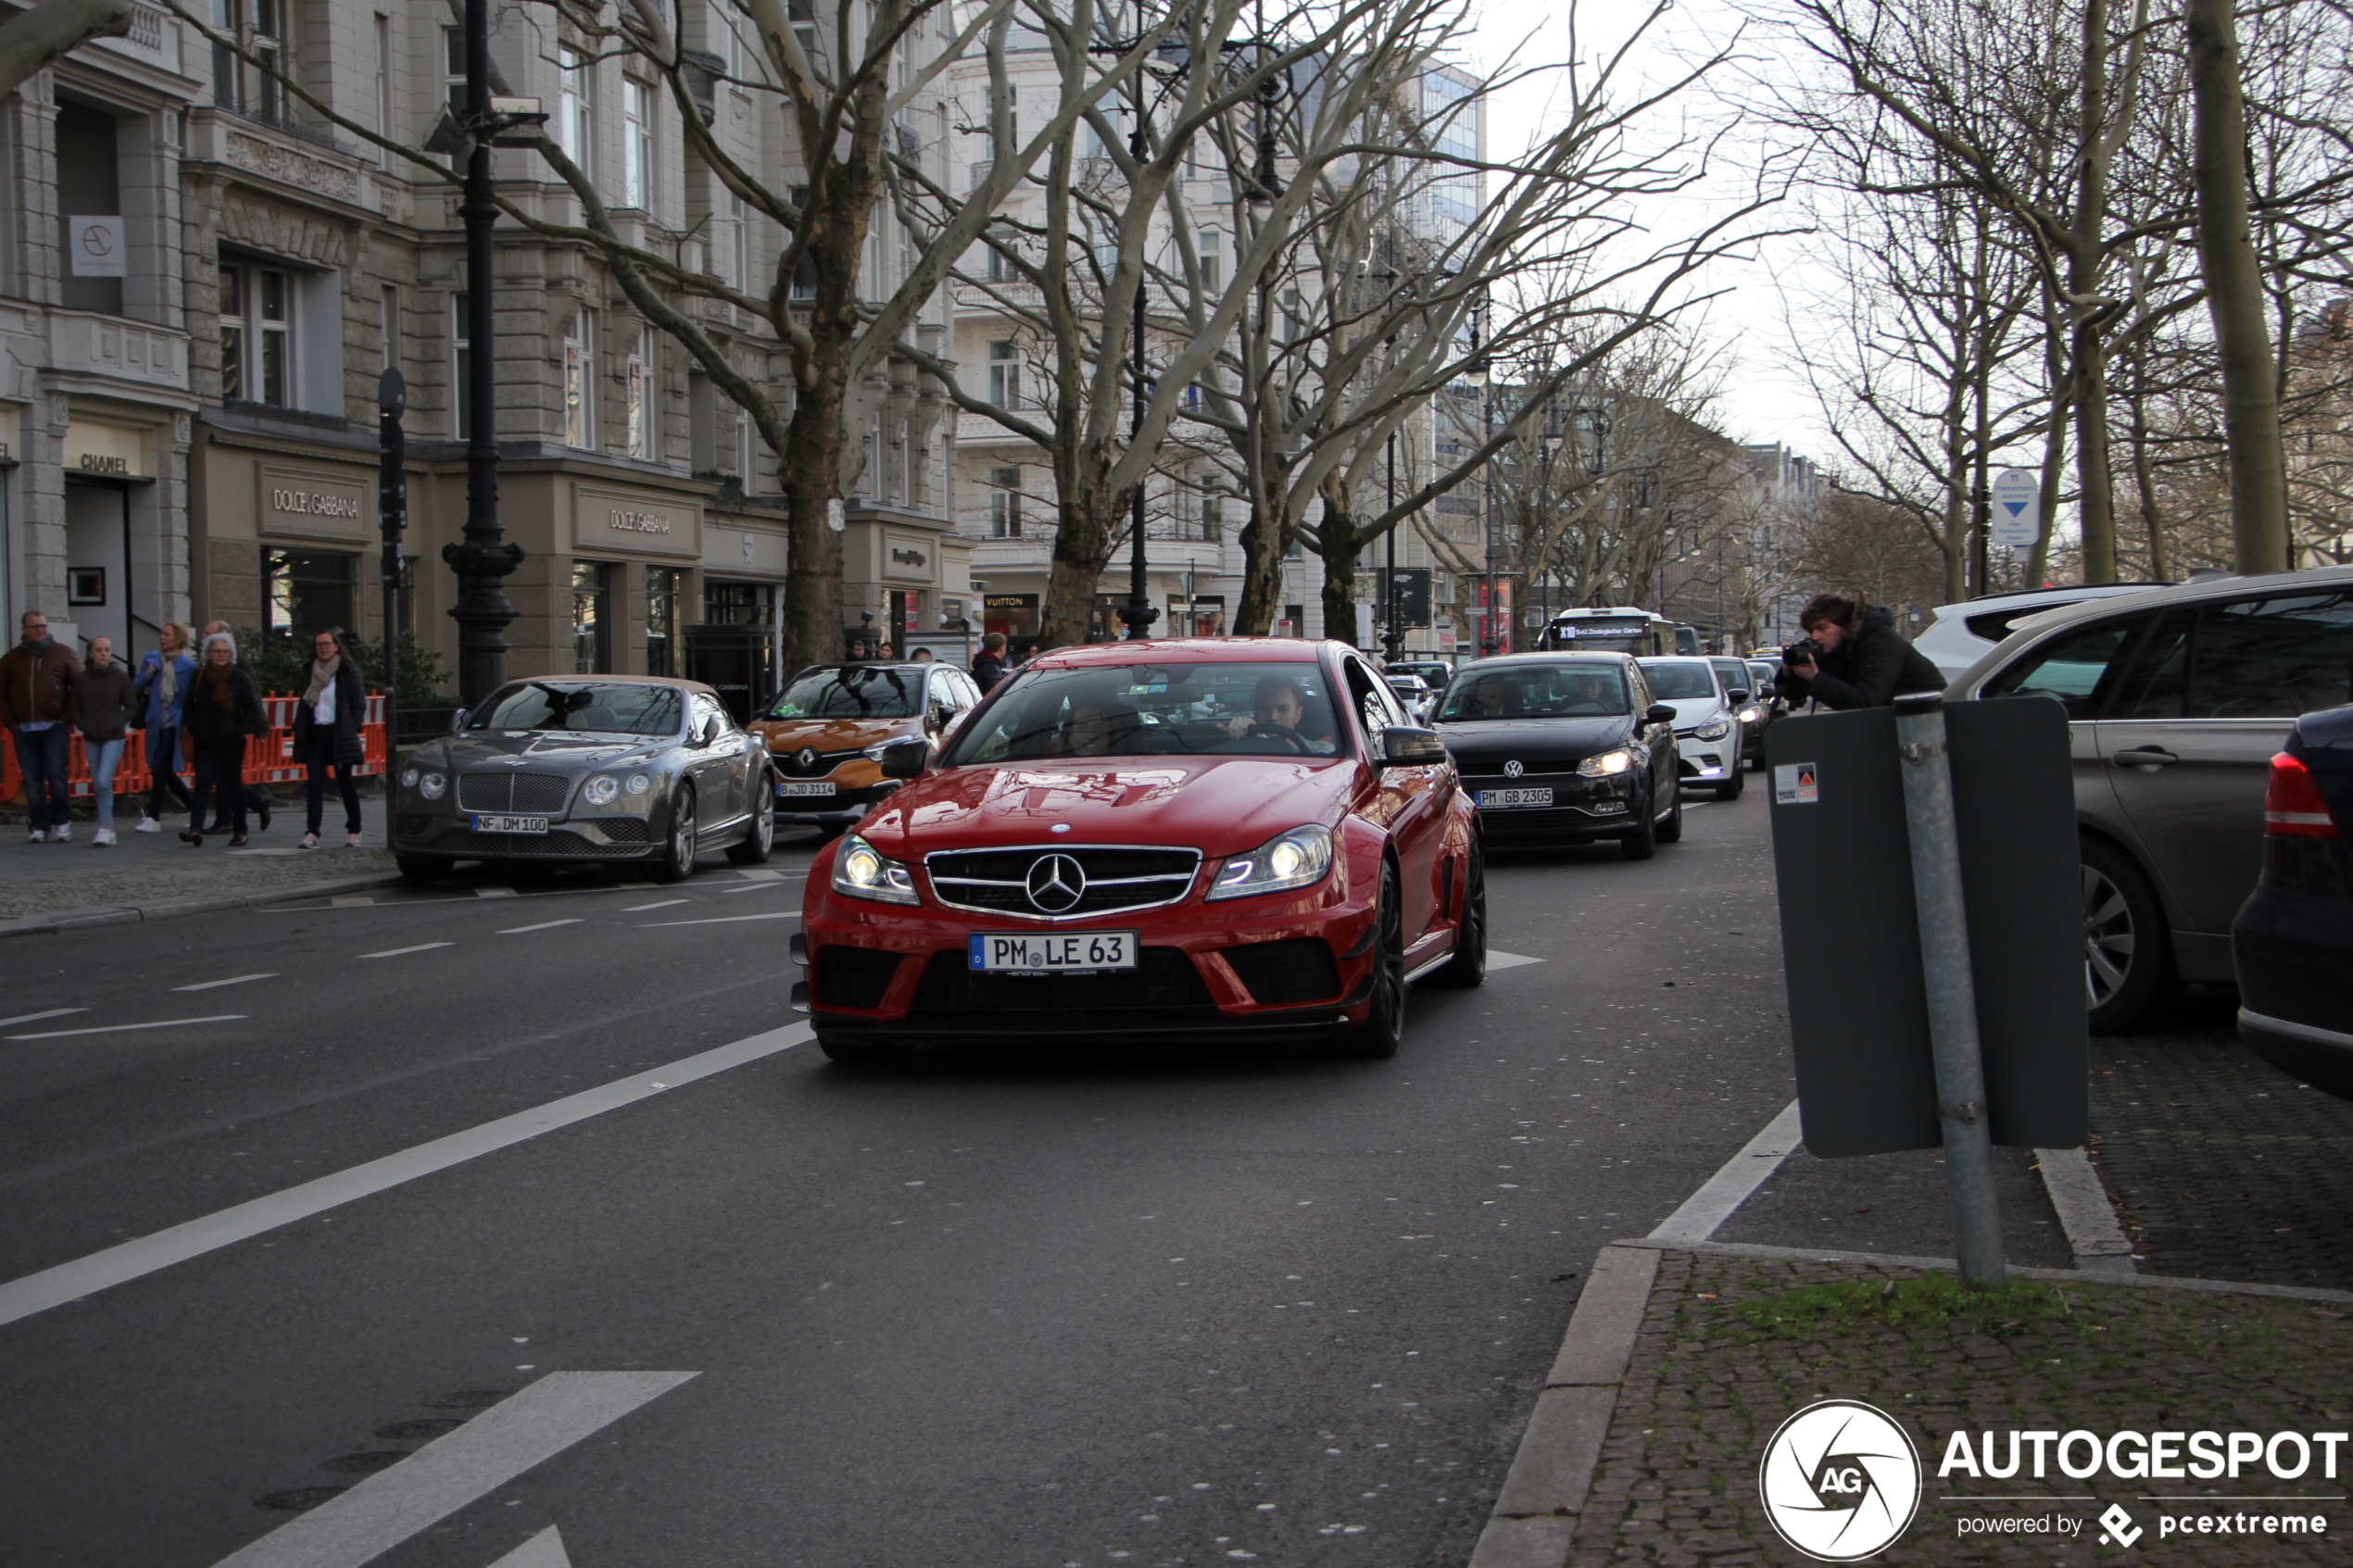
[793,638,1485,1063]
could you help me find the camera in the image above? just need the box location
[1782,635,1827,668]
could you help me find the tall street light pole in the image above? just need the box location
[1381,427,1403,661]
[1116,0,1159,643]
[376,368,406,763]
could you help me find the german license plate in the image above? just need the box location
[470,813,549,834]
[1478,787,1554,809]
[777,780,833,797]
[969,931,1139,972]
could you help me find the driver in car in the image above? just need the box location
[1223,675,1337,754]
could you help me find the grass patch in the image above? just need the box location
[1733,1274,2070,1338]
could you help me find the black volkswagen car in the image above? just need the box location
[1430,653,1682,858]
[392,676,774,884]
[2233,701,2353,1098]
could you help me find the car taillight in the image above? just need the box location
[2263,752,2342,840]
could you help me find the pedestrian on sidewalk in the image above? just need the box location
[971,632,1007,695]
[69,636,138,847]
[294,627,367,849]
[0,609,79,844]
[181,633,267,847]
[197,621,272,833]
[131,621,196,831]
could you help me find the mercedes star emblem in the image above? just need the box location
[1504,759,1525,779]
[1026,853,1088,914]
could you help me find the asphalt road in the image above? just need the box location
[0,784,1802,1568]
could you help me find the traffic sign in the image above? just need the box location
[1989,468,2039,549]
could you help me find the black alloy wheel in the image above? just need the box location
[1656,784,1684,843]
[1621,784,1659,860]
[654,787,697,884]
[2082,837,2176,1035]
[1428,839,1487,988]
[1338,863,1407,1058]
[726,777,776,865]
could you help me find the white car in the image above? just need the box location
[1384,673,1436,723]
[1916,583,2174,681]
[1636,657,1745,799]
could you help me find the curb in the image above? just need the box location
[0,870,407,937]
[1611,1236,2353,1303]
[2034,1145,2138,1276]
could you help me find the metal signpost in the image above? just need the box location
[1990,467,2040,553]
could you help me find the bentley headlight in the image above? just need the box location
[400,767,419,787]
[584,775,621,806]
[1694,718,1732,741]
[418,771,447,799]
[833,834,918,905]
[625,772,651,796]
[1208,824,1334,901]
[1577,748,1636,777]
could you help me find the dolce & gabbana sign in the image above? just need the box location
[573,485,698,557]
[259,464,368,540]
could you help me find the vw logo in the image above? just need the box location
[1504,759,1525,779]
[1026,853,1087,914]
[797,747,819,770]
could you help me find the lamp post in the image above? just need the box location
[1380,428,1404,661]
[376,368,406,764]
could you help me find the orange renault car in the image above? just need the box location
[750,661,986,834]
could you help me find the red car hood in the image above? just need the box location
[856,756,1358,859]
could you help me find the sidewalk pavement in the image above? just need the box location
[0,786,400,928]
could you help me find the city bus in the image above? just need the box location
[1535,607,1678,656]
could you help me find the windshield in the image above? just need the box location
[1435,664,1630,721]
[943,660,1346,762]
[1640,660,1722,701]
[1746,662,1777,688]
[466,682,684,736]
[767,665,919,720]
[1711,661,1751,693]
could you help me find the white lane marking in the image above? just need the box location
[1644,1098,1805,1246]
[733,869,791,882]
[171,973,278,992]
[487,1525,573,1567]
[637,911,801,928]
[474,887,518,898]
[621,899,689,912]
[0,1008,86,1028]
[7,1014,246,1041]
[207,1374,693,1568]
[0,1022,811,1329]
[1486,950,1544,973]
[497,920,583,935]
[359,942,454,960]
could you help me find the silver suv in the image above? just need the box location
[1950,567,2353,1032]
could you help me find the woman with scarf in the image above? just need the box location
[294,627,368,848]
[180,633,267,847]
[131,621,196,832]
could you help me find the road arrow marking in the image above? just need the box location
[1486,951,1544,973]
[487,1525,573,1567]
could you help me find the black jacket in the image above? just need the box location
[971,651,1005,694]
[1781,605,1944,710]
[182,665,268,746]
[292,659,369,768]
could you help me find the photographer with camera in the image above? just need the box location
[1780,593,1944,711]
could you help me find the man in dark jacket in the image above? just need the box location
[0,610,80,842]
[971,632,1008,695]
[1780,594,1944,711]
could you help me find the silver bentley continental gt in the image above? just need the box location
[391,676,775,883]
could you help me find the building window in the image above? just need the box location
[989,465,1022,537]
[1199,229,1220,290]
[443,26,464,114]
[625,329,652,458]
[646,565,682,676]
[57,104,124,318]
[557,46,590,177]
[373,13,392,162]
[563,308,593,447]
[263,548,355,641]
[787,0,816,57]
[622,78,652,209]
[379,283,397,372]
[719,0,744,78]
[724,193,747,287]
[451,293,472,439]
[988,340,1019,409]
[736,407,754,488]
[220,259,292,407]
[210,0,287,119]
[573,560,611,673]
[1199,490,1220,542]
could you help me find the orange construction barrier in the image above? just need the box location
[0,692,384,803]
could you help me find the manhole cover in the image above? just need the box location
[321,1451,409,1475]
[254,1487,346,1512]
[423,1389,513,1410]
[375,1418,467,1441]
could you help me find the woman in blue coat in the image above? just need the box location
[130,621,196,832]
[294,627,369,848]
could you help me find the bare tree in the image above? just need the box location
[0,0,135,102]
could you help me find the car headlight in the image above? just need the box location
[584,775,620,805]
[400,767,419,787]
[833,833,918,905]
[1737,707,1761,724]
[1208,824,1334,901]
[1694,718,1732,741]
[418,771,447,799]
[862,738,910,761]
[1577,747,1636,777]
[626,772,651,796]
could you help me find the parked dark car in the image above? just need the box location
[1430,652,1682,859]
[392,676,774,883]
[2233,702,2353,1099]
[1742,659,1783,769]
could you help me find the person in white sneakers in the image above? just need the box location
[131,621,196,832]
[70,635,138,846]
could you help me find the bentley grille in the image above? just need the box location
[456,771,573,815]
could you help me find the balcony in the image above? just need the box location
[956,411,1036,446]
[48,310,189,395]
[189,109,366,207]
[90,2,181,74]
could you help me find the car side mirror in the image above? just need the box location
[1378,726,1447,767]
[449,709,470,734]
[1729,687,1751,703]
[1645,704,1677,725]
[875,736,929,779]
